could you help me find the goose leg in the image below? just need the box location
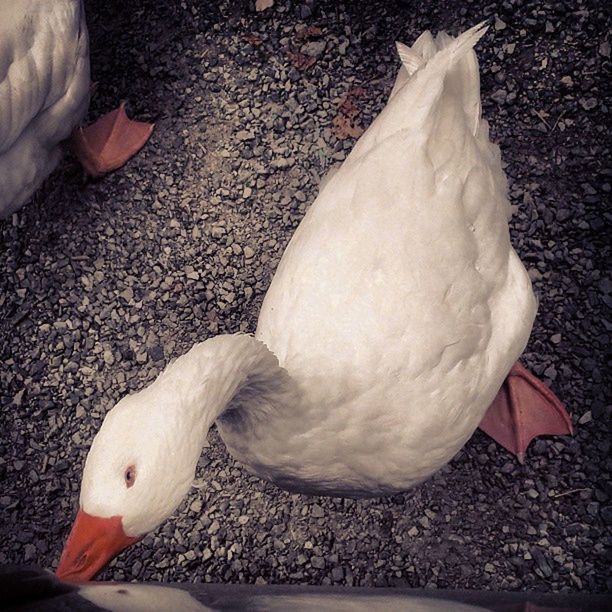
[70,102,154,178]
[478,362,573,463]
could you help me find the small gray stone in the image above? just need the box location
[579,97,598,111]
[149,344,165,362]
[419,515,430,529]
[12,389,25,407]
[311,556,325,569]
[301,41,326,59]
[120,287,134,302]
[236,130,255,141]
[491,89,507,104]
[311,504,325,518]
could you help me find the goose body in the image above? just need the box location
[0,0,90,218]
[57,24,554,581]
[220,23,535,495]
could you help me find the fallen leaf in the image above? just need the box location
[332,88,368,140]
[287,51,316,71]
[255,0,274,11]
[332,114,364,140]
[347,86,367,98]
[295,25,323,41]
[338,97,359,120]
[244,33,264,47]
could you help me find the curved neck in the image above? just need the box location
[151,334,296,446]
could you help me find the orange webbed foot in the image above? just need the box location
[71,102,154,177]
[479,362,573,463]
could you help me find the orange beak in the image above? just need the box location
[56,509,141,582]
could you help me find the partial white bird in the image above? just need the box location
[0,0,153,219]
[0,0,89,218]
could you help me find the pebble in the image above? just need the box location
[301,41,327,59]
[24,544,37,561]
[311,556,325,569]
[149,345,165,362]
[579,97,598,110]
[120,287,134,302]
[208,520,220,535]
[491,89,507,104]
[311,504,325,518]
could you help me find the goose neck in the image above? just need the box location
[151,334,293,443]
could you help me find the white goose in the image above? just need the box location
[0,0,153,219]
[56,23,571,581]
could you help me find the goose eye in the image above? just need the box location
[124,465,136,488]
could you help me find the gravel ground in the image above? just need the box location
[1,0,610,595]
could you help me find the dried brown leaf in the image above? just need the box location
[295,25,323,41]
[332,88,368,140]
[244,33,264,47]
[287,51,316,71]
[332,114,364,140]
[338,97,359,120]
[347,86,367,98]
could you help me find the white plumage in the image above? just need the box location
[77,23,536,532]
[223,22,536,495]
[0,0,90,218]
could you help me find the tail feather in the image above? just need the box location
[395,22,488,75]
[447,21,489,64]
[393,22,488,136]
[411,30,437,60]
[395,41,424,76]
[350,23,489,164]
[435,24,486,136]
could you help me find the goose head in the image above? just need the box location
[56,380,204,582]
